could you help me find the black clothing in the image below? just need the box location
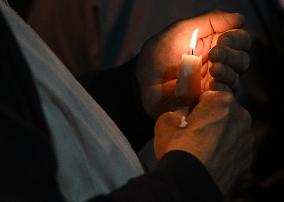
[77,58,155,152]
[0,10,65,202]
[0,11,223,202]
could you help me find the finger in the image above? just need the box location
[218,29,251,51]
[209,46,250,74]
[210,63,240,88]
[209,81,233,92]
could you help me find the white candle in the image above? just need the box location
[175,29,202,107]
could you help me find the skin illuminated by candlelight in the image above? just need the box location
[137,11,251,119]
[137,11,252,195]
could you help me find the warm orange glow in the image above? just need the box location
[190,29,199,51]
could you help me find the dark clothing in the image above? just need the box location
[0,10,65,202]
[0,11,223,202]
[77,58,155,152]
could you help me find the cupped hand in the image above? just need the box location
[137,11,251,118]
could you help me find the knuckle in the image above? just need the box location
[158,111,183,128]
[223,65,233,81]
[211,91,234,106]
[222,91,235,103]
[202,90,217,97]
[156,112,171,125]
[199,90,216,101]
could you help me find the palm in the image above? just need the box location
[137,12,244,118]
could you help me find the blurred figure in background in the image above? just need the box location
[9,0,101,76]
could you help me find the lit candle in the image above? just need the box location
[175,29,202,108]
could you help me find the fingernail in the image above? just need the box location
[221,37,232,46]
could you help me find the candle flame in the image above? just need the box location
[190,29,199,50]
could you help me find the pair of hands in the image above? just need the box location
[137,11,251,118]
[136,11,253,194]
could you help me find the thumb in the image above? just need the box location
[176,11,244,39]
[198,11,245,37]
[154,111,184,159]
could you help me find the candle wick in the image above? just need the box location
[191,49,194,55]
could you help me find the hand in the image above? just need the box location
[154,91,254,194]
[207,29,251,91]
[137,11,251,119]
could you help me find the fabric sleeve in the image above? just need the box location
[88,151,223,202]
